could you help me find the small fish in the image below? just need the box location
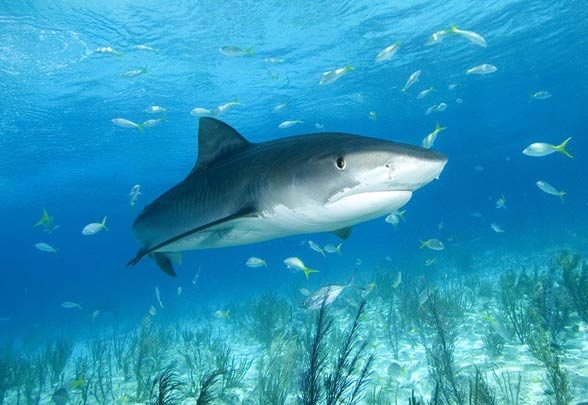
[530,90,552,101]
[149,305,156,316]
[385,212,402,227]
[426,29,450,45]
[523,137,573,158]
[456,98,463,104]
[425,258,436,267]
[214,310,230,319]
[466,64,497,75]
[122,67,147,78]
[417,86,435,99]
[134,44,156,52]
[435,103,447,112]
[219,45,254,57]
[95,46,123,56]
[496,194,507,209]
[129,184,142,207]
[82,217,108,236]
[448,83,458,90]
[272,103,287,113]
[216,99,242,114]
[112,118,143,131]
[324,243,342,255]
[308,241,325,257]
[51,387,69,405]
[304,276,354,310]
[425,105,436,116]
[375,41,401,62]
[246,257,267,268]
[177,286,182,296]
[155,286,164,309]
[192,267,201,287]
[92,309,100,320]
[141,119,162,128]
[368,111,377,121]
[278,120,303,129]
[190,107,214,117]
[419,239,445,251]
[418,289,430,306]
[265,57,285,64]
[422,122,447,149]
[284,257,318,280]
[267,69,280,80]
[438,221,445,230]
[355,258,362,266]
[299,288,311,296]
[319,65,354,86]
[61,301,82,310]
[361,282,377,298]
[491,223,505,233]
[34,208,60,233]
[35,242,57,254]
[536,180,566,203]
[145,105,166,114]
[315,123,324,129]
[402,70,421,92]
[449,26,487,47]
[392,272,402,289]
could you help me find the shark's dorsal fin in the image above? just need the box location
[192,118,251,172]
[331,226,352,240]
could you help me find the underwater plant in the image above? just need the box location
[195,370,222,405]
[491,370,522,405]
[133,316,159,401]
[256,334,303,404]
[73,355,91,405]
[89,339,115,404]
[560,251,588,323]
[111,331,133,381]
[497,270,533,343]
[243,293,293,347]
[44,336,74,386]
[468,367,497,405]
[482,326,505,357]
[21,354,46,405]
[299,296,333,405]
[149,366,184,405]
[526,330,572,405]
[212,339,253,394]
[418,287,465,405]
[324,299,374,405]
[0,345,16,405]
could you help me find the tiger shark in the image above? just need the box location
[127,117,447,276]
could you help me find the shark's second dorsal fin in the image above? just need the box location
[192,118,251,172]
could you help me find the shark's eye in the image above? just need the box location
[336,157,346,170]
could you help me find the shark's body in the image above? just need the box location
[128,118,447,276]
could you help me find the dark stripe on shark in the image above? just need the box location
[126,206,257,275]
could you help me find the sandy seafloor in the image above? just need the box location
[3,244,588,405]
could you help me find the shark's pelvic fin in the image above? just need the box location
[126,206,257,275]
[152,253,177,277]
[331,226,352,240]
[192,117,251,173]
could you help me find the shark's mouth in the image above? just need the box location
[325,190,413,223]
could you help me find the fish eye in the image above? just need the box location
[336,157,346,170]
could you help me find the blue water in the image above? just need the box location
[1,0,587,376]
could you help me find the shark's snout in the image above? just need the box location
[386,149,448,191]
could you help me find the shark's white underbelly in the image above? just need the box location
[158,190,412,253]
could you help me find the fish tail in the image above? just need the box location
[245,48,255,56]
[320,249,326,257]
[436,122,446,132]
[101,216,109,231]
[419,240,428,249]
[35,208,49,227]
[555,137,573,158]
[449,25,459,33]
[137,123,144,132]
[398,210,407,221]
[344,64,355,72]
[336,243,343,255]
[303,267,318,280]
[559,191,566,204]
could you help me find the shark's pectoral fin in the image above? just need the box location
[151,253,177,277]
[126,206,257,275]
[331,226,352,240]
